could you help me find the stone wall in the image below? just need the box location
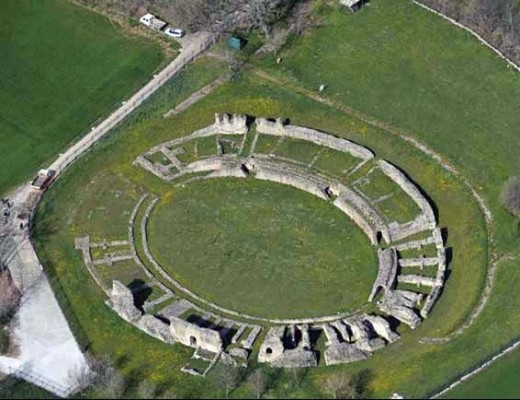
[128,114,451,365]
[214,113,248,135]
[108,280,142,323]
[254,164,329,201]
[255,118,374,160]
[170,316,223,353]
[338,185,390,243]
[369,249,398,301]
[333,195,378,245]
[378,160,436,223]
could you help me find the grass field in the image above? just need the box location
[443,346,520,399]
[148,178,377,319]
[258,0,520,254]
[0,0,164,195]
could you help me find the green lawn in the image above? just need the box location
[148,178,377,319]
[0,0,164,195]
[443,345,520,399]
[258,0,520,254]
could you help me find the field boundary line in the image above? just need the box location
[411,0,520,73]
[163,75,228,118]
[429,338,520,398]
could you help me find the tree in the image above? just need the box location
[322,373,360,399]
[137,380,157,399]
[97,369,126,399]
[0,268,20,325]
[156,390,177,399]
[214,365,240,398]
[87,354,127,399]
[173,0,236,33]
[68,361,94,394]
[246,0,292,39]
[289,367,307,389]
[248,368,267,399]
[501,176,520,218]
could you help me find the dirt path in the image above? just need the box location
[163,75,228,118]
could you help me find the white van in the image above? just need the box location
[139,13,155,27]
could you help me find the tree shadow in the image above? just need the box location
[354,368,374,398]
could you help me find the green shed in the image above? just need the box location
[227,36,245,50]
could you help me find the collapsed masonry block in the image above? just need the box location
[364,315,400,343]
[324,342,369,365]
[108,280,142,323]
[214,113,248,135]
[137,315,175,344]
[378,290,421,329]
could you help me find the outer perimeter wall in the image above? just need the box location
[0,0,164,195]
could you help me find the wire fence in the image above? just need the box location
[411,0,520,74]
[428,336,520,398]
[7,366,79,398]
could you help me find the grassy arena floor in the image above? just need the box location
[148,178,377,319]
[0,0,164,195]
[29,0,520,397]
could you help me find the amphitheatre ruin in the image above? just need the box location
[75,113,447,376]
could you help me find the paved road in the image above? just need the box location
[0,31,215,396]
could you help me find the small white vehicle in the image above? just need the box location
[139,13,155,27]
[31,169,53,190]
[163,27,185,38]
[140,13,167,30]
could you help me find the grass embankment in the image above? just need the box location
[257,0,520,254]
[33,66,487,397]
[29,0,520,395]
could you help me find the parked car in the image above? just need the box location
[163,27,185,38]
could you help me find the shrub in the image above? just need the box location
[501,177,520,218]
[0,268,20,325]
